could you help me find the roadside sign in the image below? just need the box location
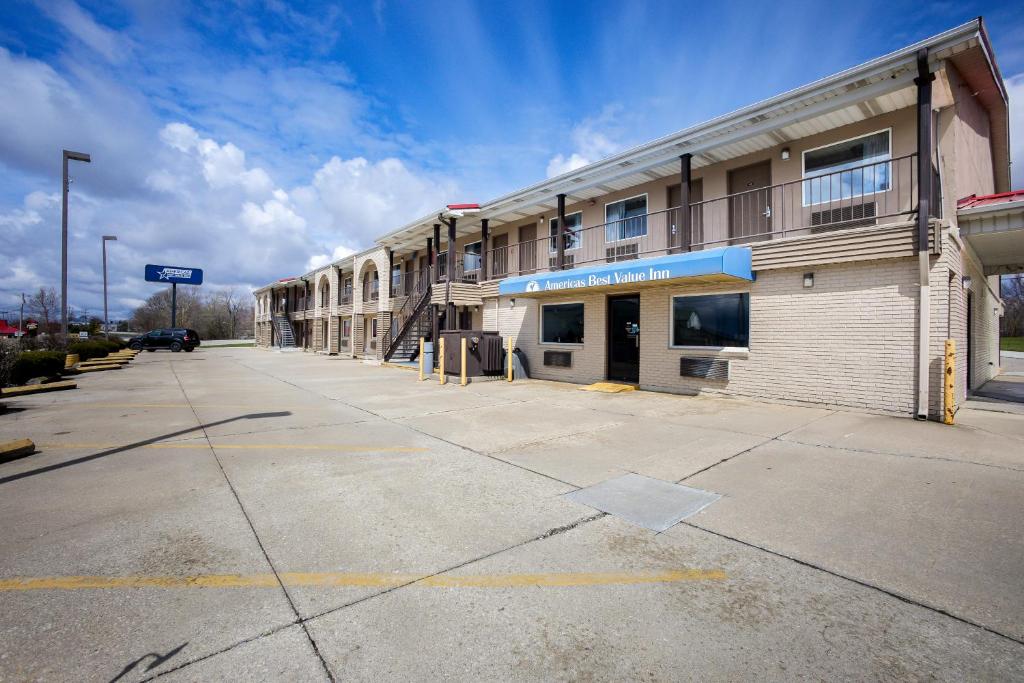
[78,331,89,339]
[144,264,204,285]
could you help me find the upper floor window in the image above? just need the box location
[463,242,482,271]
[392,265,401,289]
[549,212,583,252]
[605,195,648,242]
[802,129,891,206]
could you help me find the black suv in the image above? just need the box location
[128,328,201,352]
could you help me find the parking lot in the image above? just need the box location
[1,348,1023,681]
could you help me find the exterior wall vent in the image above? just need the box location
[544,350,573,367]
[811,201,876,231]
[606,243,639,262]
[548,254,576,269]
[680,357,729,381]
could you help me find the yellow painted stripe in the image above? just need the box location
[37,442,427,453]
[0,569,725,592]
[64,404,294,409]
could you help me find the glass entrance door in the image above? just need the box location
[607,295,640,383]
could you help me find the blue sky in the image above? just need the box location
[1,0,1022,319]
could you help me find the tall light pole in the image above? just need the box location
[62,149,91,340]
[102,235,117,339]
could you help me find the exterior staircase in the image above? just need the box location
[383,286,432,362]
[272,313,297,348]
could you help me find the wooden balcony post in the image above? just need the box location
[480,218,489,282]
[556,193,567,270]
[432,224,441,284]
[387,249,394,299]
[679,154,692,252]
[446,217,457,327]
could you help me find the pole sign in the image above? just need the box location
[145,264,203,285]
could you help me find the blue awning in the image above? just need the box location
[498,246,753,296]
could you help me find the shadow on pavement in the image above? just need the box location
[0,412,292,486]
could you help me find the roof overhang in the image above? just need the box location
[958,200,1024,275]
[376,19,1005,254]
[497,246,753,296]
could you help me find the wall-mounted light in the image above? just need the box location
[803,272,814,288]
[781,147,791,161]
[962,275,972,290]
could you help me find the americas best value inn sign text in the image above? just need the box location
[526,266,672,292]
[497,246,755,296]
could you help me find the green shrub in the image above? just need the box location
[11,351,66,385]
[68,341,110,361]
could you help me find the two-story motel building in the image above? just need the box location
[254,19,1021,420]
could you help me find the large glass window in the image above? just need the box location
[541,303,584,344]
[671,293,749,348]
[549,212,583,252]
[463,242,482,271]
[605,195,648,242]
[802,130,891,206]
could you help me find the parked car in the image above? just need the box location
[127,328,201,352]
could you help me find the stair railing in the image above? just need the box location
[383,284,432,361]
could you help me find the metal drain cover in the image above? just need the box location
[565,473,720,532]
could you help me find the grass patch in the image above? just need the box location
[1001,337,1024,352]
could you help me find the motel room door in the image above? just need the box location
[607,295,640,383]
[727,160,772,243]
[518,224,537,273]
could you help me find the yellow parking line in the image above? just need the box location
[65,404,294,409]
[0,569,725,592]
[37,442,427,453]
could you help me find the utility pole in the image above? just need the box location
[19,293,25,347]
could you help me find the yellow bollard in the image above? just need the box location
[439,336,446,385]
[507,336,514,382]
[943,338,956,425]
[418,337,425,381]
[460,337,468,386]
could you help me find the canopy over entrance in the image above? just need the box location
[498,246,753,297]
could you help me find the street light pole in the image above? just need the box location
[102,235,117,339]
[62,149,91,341]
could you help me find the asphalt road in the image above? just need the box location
[1,348,1022,681]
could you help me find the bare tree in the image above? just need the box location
[1001,274,1024,338]
[28,287,58,335]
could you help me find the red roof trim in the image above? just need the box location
[957,189,1024,209]
[446,203,480,210]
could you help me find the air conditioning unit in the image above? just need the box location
[810,202,877,231]
[548,254,576,269]
[605,243,639,262]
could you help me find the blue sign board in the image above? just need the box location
[497,246,753,296]
[145,264,204,285]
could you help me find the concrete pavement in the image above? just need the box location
[0,348,1022,680]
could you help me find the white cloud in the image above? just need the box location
[293,155,454,247]
[306,245,357,271]
[35,0,133,63]
[546,105,625,178]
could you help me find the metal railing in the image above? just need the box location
[394,268,431,298]
[363,279,379,302]
[485,153,928,277]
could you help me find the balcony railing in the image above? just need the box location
[485,153,931,279]
[339,289,353,305]
[363,280,379,302]
[394,268,431,298]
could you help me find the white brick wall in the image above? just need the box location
[489,257,941,416]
